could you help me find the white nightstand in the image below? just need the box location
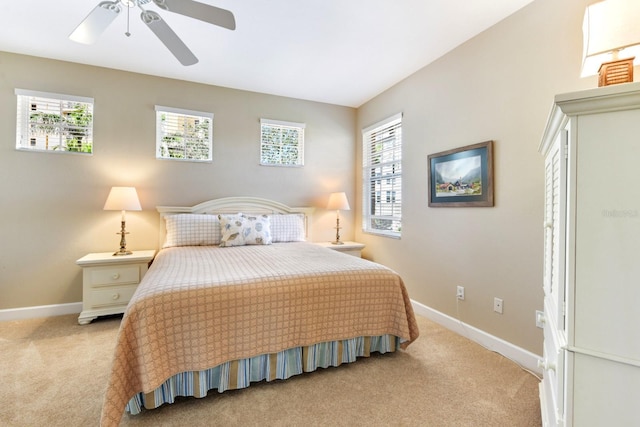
[76,250,156,325]
[314,241,365,258]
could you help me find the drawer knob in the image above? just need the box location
[112,273,120,280]
[112,293,120,300]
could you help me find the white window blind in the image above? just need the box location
[362,113,402,237]
[156,105,213,162]
[15,89,94,154]
[260,118,305,166]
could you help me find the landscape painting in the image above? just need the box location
[427,140,494,207]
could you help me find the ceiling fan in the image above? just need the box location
[69,0,236,66]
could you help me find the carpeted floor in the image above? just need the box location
[0,314,541,426]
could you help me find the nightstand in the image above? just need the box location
[314,241,365,258]
[76,250,155,325]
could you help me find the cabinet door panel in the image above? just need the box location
[572,352,640,426]
[574,110,640,360]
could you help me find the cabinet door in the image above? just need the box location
[541,127,568,427]
[543,129,567,331]
[573,109,640,361]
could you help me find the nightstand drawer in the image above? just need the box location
[88,265,140,286]
[88,284,138,308]
[77,250,155,325]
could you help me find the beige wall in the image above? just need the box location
[1,0,629,355]
[0,52,356,309]
[356,0,608,354]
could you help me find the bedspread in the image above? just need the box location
[100,242,419,426]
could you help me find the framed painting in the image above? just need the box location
[427,140,494,207]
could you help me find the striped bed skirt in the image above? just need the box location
[126,334,400,415]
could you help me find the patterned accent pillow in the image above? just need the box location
[163,214,221,248]
[241,214,272,245]
[218,213,273,247]
[270,213,306,242]
[218,214,246,247]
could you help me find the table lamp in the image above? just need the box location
[327,192,350,245]
[103,186,141,256]
[581,0,640,86]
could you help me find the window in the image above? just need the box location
[260,118,305,166]
[362,113,402,237]
[15,89,94,154]
[156,106,213,162]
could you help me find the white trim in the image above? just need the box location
[155,105,213,119]
[411,299,543,376]
[15,88,94,104]
[362,111,402,134]
[260,118,306,129]
[0,302,82,322]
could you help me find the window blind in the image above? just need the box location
[362,113,402,237]
[155,105,213,162]
[260,118,305,166]
[15,89,94,154]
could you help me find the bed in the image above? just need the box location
[100,197,419,426]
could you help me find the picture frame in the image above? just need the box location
[427,140,494,207]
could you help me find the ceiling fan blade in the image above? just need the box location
[152,0,236,30]
[141,10,199,66]
[69,1,121,44]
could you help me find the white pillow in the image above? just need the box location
[163,214,221,248]
[218,213,272,247]
[270,213,306,242]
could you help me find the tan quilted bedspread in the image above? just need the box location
[100,242,419,426]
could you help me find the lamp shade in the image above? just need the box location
[327,192,350,211]
[581,0,640,77]
[103,187,142,211]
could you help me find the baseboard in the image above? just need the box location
[0,302,82,322]
[411,299,543,376]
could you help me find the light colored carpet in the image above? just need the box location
[0,314,541,426]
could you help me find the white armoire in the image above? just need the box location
[538,83,640,426]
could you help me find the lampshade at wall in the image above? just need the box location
[326,192,350,211]
[581,0,640,85]
[103,187,142,212]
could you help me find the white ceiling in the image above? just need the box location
[0,0,535,107]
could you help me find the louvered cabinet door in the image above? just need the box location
[540,126,568,427]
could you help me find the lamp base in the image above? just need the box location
[598,57,634,87]
[112,220,132,256]
[113,250,133,256]
[331,240,345,245]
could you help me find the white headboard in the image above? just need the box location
[156,196,316,248]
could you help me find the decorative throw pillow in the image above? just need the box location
[269,213,306,242]
[163,214,221,248]
[241,214,272,245]
[218,214,246,247]
[218,213,273,247]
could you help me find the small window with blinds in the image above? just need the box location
[362,113,402,237]
[260,119,305,167]
[156,106,213,162]
[15,89,94,154]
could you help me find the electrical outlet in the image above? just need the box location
[536,310,545,328]
[493,297,503,314]
[456,286,465,300]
